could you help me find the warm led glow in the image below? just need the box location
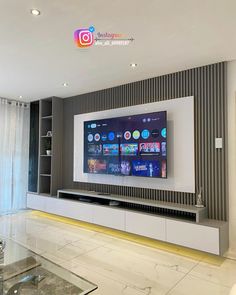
[31,9,41,16]
[130,63,137,68]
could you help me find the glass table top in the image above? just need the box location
[0,238,97,294]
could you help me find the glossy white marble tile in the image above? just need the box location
[106,238,199,274]
[71,238,104,252]
[81,231,120,245]
[68,246,186,294]
[226,249,236,260]
[1,211,235,295]
[168,274,230,295]
[190,258,236,288]
[63,263,147,295]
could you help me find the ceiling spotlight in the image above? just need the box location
[31,9,41,16]
[19,95,23,99]
[63,82,69,87]
[130,63,137,68]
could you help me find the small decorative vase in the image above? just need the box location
[46,150,52,156]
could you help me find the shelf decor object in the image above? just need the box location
[195,187,205,208]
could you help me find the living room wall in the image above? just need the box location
[63,62,227,221]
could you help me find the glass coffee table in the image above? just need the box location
[0,238,97,294]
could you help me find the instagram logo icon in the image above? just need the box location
[74,26,95,48]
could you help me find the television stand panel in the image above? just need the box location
[26,190,229,256]
[57,189,207,223]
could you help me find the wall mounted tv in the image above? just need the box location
[83,111,167,179]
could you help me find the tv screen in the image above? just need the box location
[83,111,167,178]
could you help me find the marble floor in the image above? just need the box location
[0,211,235,295]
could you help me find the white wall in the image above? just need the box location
[227,60,236,258]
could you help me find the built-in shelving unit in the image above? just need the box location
[38,98,53,195]
[28,96,63,196]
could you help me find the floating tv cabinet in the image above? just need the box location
[26,189,229,256]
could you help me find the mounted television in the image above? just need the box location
[83,111,167,178]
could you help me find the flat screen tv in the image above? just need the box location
[83,111,167,178]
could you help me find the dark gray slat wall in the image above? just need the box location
[63,62,227,221]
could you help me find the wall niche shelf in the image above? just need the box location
[28,96,63,196]
[42,115,53,120]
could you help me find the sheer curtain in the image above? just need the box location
[0,98,30,212]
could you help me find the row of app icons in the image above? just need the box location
[87,117,159,129]
[87,142,167,157]
[87,158,167,178]
[87,128,166,143]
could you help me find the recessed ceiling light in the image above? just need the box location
[19,95,23,99]
[130,63,137,68]
[63,82,69,87]
[31,9,41,16]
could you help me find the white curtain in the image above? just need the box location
[0,98,30,212]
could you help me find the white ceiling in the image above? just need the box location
[0,0,236,102]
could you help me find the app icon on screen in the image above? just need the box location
[161,128,167,138]
[94,133,100,141]
[141,129,150,139]
[124,131,131,140]
[108,132,115,141]
[101,133,107,141]
[132,130,140,140]
[117,132,122,138]
[151,129,159,138]
[88,134,93,142]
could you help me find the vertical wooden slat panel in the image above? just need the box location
[64,62,227,221]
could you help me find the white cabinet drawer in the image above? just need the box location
[125,211,166,241]
[93,206,125,230]
[27,193,45,211]
[166,219,220,255]
[44,198,93,223]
